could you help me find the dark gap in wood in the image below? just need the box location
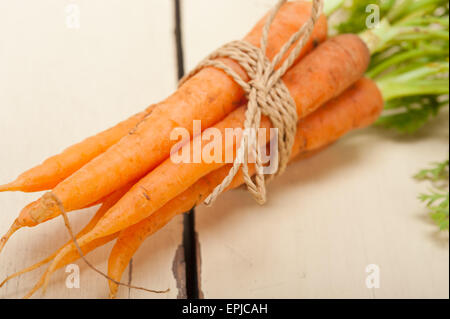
[174,0,186,80]
[173,0,200,299]
[127,258,133,299]
[183,211,199,299]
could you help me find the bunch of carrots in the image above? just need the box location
[0,1,386,298]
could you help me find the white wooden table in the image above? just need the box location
[0,0,448,299]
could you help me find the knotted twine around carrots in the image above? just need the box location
[52,0,324,296]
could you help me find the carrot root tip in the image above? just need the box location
[0,220,21,255]
[23,286,39,299]
[0,255,54,289]
[0,182,16,192]
[0,277,8,288]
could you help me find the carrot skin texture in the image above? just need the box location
[15,181,136,228]
[85,34,371,238]
[26,1,327,218]
[107,78,383,297]
[0,106,154,193]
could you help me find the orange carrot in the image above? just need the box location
[38,77,381,296]
[16,1,328,224]
[0,106,154,193]
[107,77,383,297]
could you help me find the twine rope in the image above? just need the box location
[180,0,323,205]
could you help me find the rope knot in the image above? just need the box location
[249,78,268,95]
[179,0,323,205]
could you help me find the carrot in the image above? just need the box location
[0,106,155,193]
[107,77,383,297]
[0,255,53,290]
[64,34,370,238]
[39,77,381,296]
[15,1,328,225]
[14,184,133,298]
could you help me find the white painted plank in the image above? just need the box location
[182,0,274,72]
[196,116,449,299]
[0,0,183,299]
[183,0,449,299]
